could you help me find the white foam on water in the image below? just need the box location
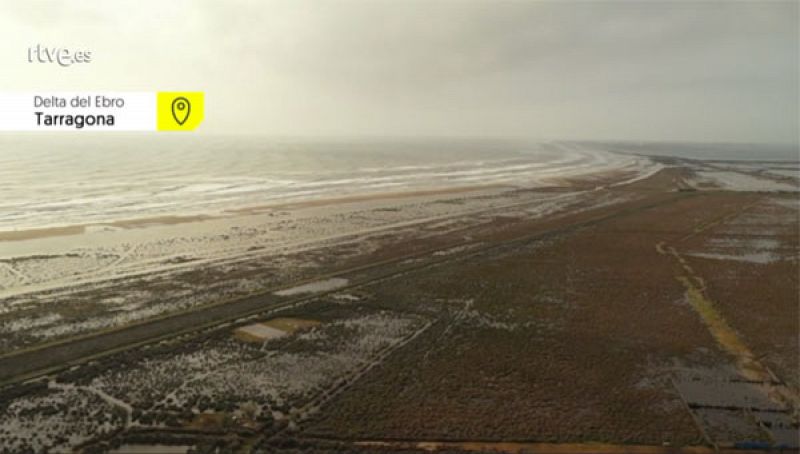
[0,136,658,232]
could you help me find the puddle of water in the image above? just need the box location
[274,277,349,296]
[694,408,768,444]
[110,445,190,454]
[675,380,784,411]
[234,323,286,342]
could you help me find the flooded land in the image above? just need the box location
[0,152,797,453]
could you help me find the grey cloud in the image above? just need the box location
[0,0,797,142]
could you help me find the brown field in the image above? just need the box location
[302,190,798,448]
[675,194,799,391]
[1,165,797,453]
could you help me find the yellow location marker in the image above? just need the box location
[171,97,190,125]
[157,92,203,131]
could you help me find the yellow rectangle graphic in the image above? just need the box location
[157,92,204,131]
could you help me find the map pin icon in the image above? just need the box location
[171,97,191,126]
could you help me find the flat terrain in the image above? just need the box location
[0,159,797,453]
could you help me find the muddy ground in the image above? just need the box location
[0,164,797,453]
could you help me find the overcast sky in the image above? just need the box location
[0,0,797,143]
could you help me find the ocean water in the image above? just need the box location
[584,141,800,162]
[0,135,647,231]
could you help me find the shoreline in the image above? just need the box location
[0,184,512,243]
[224,184,512,214]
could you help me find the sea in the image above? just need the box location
[0,134,793,232]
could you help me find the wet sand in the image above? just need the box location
[225,184,512,214]
[0,185,509,243]
[0,214,213,242]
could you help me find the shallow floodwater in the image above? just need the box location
[274,277,350,296]
[110,444,190,453]
[586,141,800,162]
